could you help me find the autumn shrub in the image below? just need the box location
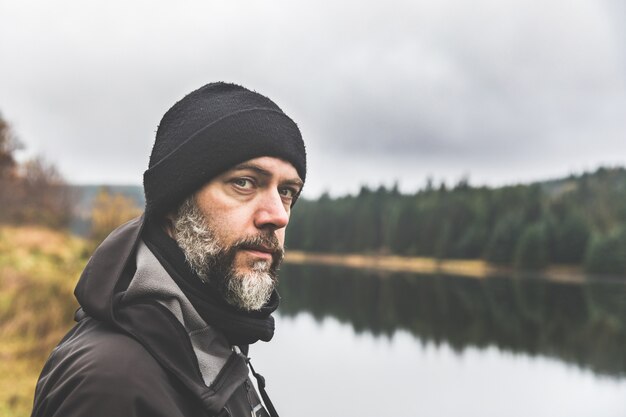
[89,187,142,247]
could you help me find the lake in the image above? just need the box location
[253,264,626,417]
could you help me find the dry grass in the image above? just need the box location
[285,251,492,278]
[285,251,586,282]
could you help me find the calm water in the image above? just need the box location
[253,264,626,417]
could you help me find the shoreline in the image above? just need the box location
[284,251,590,283]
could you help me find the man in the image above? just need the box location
[31,82,306,417]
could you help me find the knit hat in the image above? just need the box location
[143,82,306,218]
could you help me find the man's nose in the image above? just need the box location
[254,190,289,231]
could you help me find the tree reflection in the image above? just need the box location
[278,264,626,377]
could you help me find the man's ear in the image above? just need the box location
[163,212,176,238]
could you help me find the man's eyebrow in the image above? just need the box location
[232,163,272,177]
[282,178,304,190]
[231,163,303,189]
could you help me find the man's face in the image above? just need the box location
[171,156,303,310]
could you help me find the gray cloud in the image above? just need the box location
[0,0,624,196]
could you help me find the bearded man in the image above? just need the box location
[31,82,306,417]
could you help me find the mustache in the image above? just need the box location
[232,233,284,266]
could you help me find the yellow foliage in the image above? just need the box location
[0,226,88,417]
[90,187,142,245]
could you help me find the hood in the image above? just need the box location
[74,216,144,323]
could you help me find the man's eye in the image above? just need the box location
[232,178,254,189]
[279,187,297,199]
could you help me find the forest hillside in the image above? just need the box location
[286,167,626,275]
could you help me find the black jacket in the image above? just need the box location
[31,217,271,417]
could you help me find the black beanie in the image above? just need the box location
[143,82,307,218]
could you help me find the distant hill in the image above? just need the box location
[537,166,626,198]
[69,167,626,211]
[69,167,626,275]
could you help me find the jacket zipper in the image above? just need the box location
[244,379,264,417]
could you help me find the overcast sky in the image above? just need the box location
[1,0,624,198]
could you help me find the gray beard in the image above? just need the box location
[171,197,282,311]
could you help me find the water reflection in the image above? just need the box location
[278,264,626,378]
